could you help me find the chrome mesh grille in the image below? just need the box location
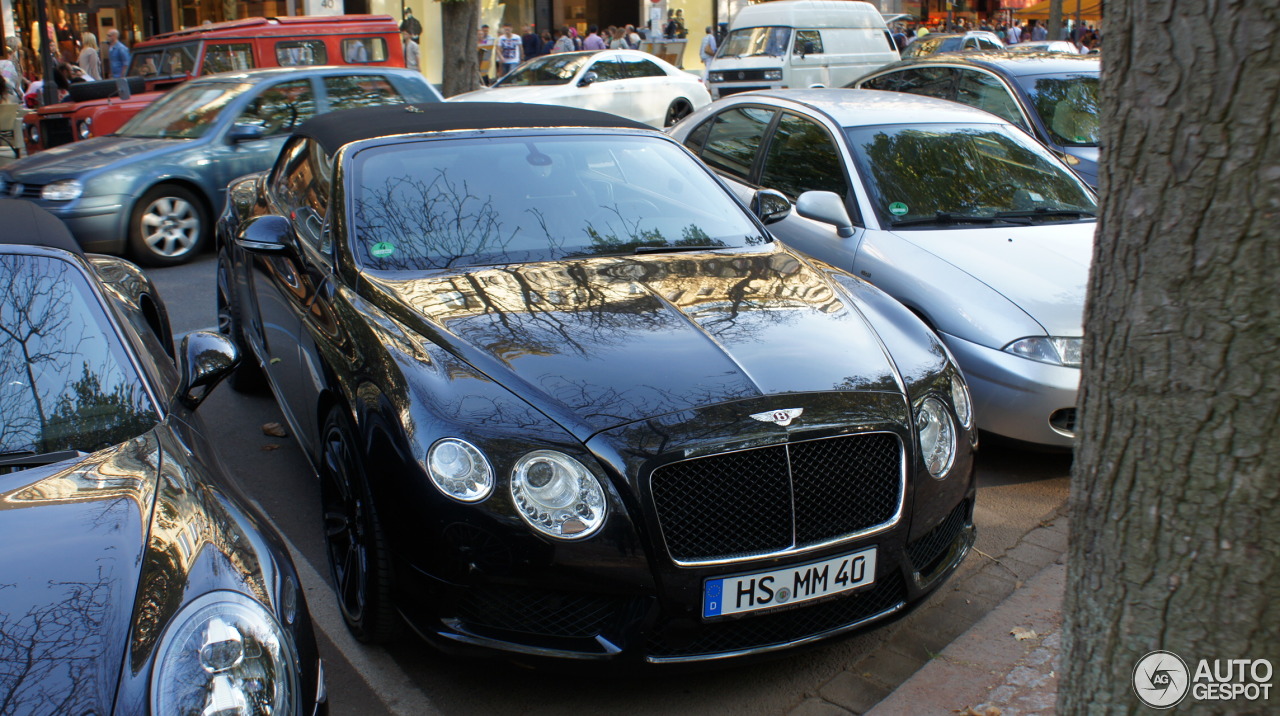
[650,433,902,563]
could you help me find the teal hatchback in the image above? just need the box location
[0,66,440,266]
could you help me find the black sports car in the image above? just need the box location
[0,201,326,714]
[217,102,978,664]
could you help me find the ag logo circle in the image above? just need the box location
[1133,650,1190,709]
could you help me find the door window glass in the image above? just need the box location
[235,79,317,136]
[955,69,1026,128]
[794,31,824,55]
[622,56,666,78]
[276,40,329,66]
[202,43,254,74]
[323,75,405,111]
[699,106,775,182]
[860,68,954,100]
[588,59,628,82]
[341,38,387,64]
[759,113,848,200]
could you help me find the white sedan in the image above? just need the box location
[450,50,711,128]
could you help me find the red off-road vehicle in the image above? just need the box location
[25,14,403,153]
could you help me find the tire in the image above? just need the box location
[320,407,399,644]
[128,184,208,267]
[664,98,693,127]
[215,252,265,393]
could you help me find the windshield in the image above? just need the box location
[0,254,159,464]
[845,123,1096,228]
[1017,73,1100,146]
[716,27,792,58]
[351,134,767,270]
[492,53,595,87]
[116,81,251,139]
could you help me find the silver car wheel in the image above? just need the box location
[140,196,200,258]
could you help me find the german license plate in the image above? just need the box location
[703,547,877,618]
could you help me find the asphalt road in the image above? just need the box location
[151,253,1072,715]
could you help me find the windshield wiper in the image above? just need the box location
[634,245,725,255]
[0,449,88,470]
[890,212,1027,227]
[993,208,1096,221]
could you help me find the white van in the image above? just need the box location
[707,0,899,99]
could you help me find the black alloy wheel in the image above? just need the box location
[664,99,693,127]
[320,408,398,644]
[215,254,265,392]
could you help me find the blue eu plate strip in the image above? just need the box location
[704,579,724,617]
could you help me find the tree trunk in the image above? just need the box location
[440,0,480,98]
[1048,0,1064,41]
[1060,0,1280,712]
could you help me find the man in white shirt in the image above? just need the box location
[700,26,717,79]
[402,29,420,72]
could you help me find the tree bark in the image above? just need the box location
[440,0,481,98]
[1060,0,1280,712]
[1048,0,1064,42]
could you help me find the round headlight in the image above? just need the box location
[151,591,298,716]
[916,396,956,479]
[425,438,493,502]
[27,125,39,144]
[78,118,92,140]
[950,374,973,429]
[511,450,607,540]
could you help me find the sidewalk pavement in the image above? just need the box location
[787,508,1069,716]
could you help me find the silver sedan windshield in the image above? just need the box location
[351,134,767,270]
[845,123,1096,228]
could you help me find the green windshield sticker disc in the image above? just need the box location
[371,242,396,258]
[889,202,909,216]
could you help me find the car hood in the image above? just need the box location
[889,222,1093,336]
[0,439,158,715]
[366,248,904,435]
[450,84,577,102]
[4,135,191,183]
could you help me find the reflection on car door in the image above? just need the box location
[687,105,776,204]
[953,69,1028,130]
[790,30,827,87]
[248,137,338,450]
[859,67,956,100]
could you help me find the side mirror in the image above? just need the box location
[578,71,599,87]
[227,123,267,144]
[235,214,295,254]
[796,190,855,237]
[751,189,792,225]
[175,331,238,410]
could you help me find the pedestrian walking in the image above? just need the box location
[105,28,129,79]
[402,29,420,72]
[496,24,522,77]
[699,25,717,69]
[78,33,101,81]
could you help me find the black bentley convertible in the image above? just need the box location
[0,201,325,714]
[217,102,978,663]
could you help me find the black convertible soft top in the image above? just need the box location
[296,102,657,154]
[0,199,84,256]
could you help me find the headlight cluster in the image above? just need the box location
[77,118,92,140]
[916,396,956,479]
[424,440,608,540]
[41,179,83,201]
[763,69,783,80]
[708,71,724,82]
[1003,336,1082,367]
[26,124,39,145]
[150,591,298,716]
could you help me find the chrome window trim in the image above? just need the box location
[651,429,907,568]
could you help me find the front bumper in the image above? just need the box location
[396,494,975,665]
[940,331,1080,447]
[20,194,128,253]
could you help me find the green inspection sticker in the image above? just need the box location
[370,242,396,258]
[888,202,909,216]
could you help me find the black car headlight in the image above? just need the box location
[511,450,607,539]
[150,591,299,716]
[425,437,495,502]
[916,396,957,479]
[950,373,973,429]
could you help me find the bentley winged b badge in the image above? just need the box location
[749,408,804,427]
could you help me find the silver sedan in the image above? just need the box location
[669,89,1095,447]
